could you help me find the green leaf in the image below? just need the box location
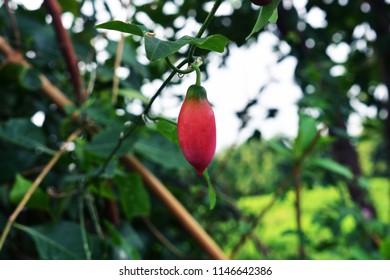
[19,68,42,91]
[14,221,95,259]
[58,0,80,16]
[144,34,229,61]
[133,133,188,169]
[0,119,53,154]
[293,115,317,158]
[380,237,390,260]
[0,63,24,82]
[246,0,282,40]
[10,175,50,212]
[155,120,178,145]
[95,21,147,37]
[204,170,216,210]
[269,6,279,23]
[104,221,141,260]
[357,176,370,189]
[89,182,117,200]
[114,173,150,220]
[117,88,149,104]
[312,158,354,180]
[84,125,135,157]
[267,140,291,157]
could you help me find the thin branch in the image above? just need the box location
[229,177,289,259]
[187,0,223,61]
[4,0,21,49]
[230,128,325,259]
[141,217,187,259]
[0,128,82,252]
[293,163,305,259]
[79,187,92,260]
[85,191,105,239]
[112,34,125,105]
[44,0,85,105]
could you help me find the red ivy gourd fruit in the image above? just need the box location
[250,0,272,6]
[178,85,216,176]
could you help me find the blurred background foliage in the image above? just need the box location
[0,0,389,260]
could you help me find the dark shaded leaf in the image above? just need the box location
[133,133,188,169]
[104,221,141,260]
[0,119,52,154]
[114,173,150,220]
[144,34,229,61]
[14,221,97,260]
[312,158,353,180]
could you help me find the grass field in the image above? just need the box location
[233,178,389,259]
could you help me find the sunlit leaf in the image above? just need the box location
[117,88,149,104]
[246,0,282,40]
[155,120,178,145]
[204,170,216,210]
[96,21,148,36]
[293,115,318,158]
[10,174,50,212]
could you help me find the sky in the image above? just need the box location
[13,0,386,152]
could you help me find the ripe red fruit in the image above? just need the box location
[178,85,216,176]
[250,0,272,6]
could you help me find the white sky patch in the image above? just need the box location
[305,7,327,28]
[163,2,179,15]
[353,23,377,42]
[326,42,350,63]
[330,65,346,77]
[31,111,45,127]
[61,12,74,30]
[116,67,130,79]
[203,1,234,16]
[374,84,389,102]
[13,0,42,10]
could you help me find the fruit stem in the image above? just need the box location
[191,57,203,86]
[165,57,194,75]
[187,0,223,62]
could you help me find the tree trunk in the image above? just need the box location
[330,118,377,218]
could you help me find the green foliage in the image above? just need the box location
[96,21,148,37]
[0,0,388,262]
[97,20,229,61]
[114,173,150,220]
[0,119,51,154]
[293,115,317,159]
[10,175,50,212]
[246,0,281,40]
[144,34,229,61]
[14,221,100,260]
[311,158,353,180]
[204,170,216,210]
[237,181,389,259]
